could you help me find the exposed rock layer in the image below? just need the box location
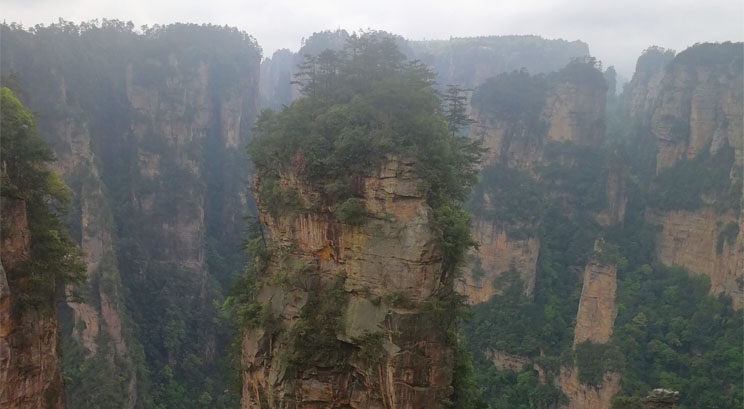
[630,44,744,306]
[462,66,610,303]
[0,198,64,409]
[242,157,454,409]
[573,245,618,346]
[1,24,262,407]
[556,367,621,409]
[457,221,539,302]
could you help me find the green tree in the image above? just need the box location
[0,87,85,308]
[443,84,473,136]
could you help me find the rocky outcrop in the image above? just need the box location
[260,49,295,108]
[457,221,539,303]
[544,81,606,147]
[573,241,618,346]
[471,66,607,173]
[0,197,64,409]
[624,46,676,120]
[594,159,628,226]
[556,367,621,409]
[641,43,744,307]
[649,45,743,172]
[552,240,620,409]
[646,207,743,308]
[484,349,530,371]
[463,61,611,302]
[643,389,679,409]
[242,156,454,409]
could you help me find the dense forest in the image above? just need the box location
[0,19,741,409]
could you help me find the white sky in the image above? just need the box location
[3,0,743,76]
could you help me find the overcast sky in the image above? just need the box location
[3,0,743,76]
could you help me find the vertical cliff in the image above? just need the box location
[0,199,64,409]
[242,157,454,408]
[461,60,612,302]
[460,43,742,409]
[638,42,743,307]
[0,87,84,409]
[572,244,618,346]
[51,102,142,408]
[241,39,480,408]
[555,368,620,409]
[556,241,621,409]
[623,46,676,120]
[461,58,636,409]
[1,22,261,408]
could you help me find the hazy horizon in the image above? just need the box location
[4,0,743,77]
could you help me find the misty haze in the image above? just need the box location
[0,2,742,409]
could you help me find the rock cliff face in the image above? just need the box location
[556,242,620,409]
[457,221,539,303]
[649,50,743,172]
[49,103,140,407]
[483,349,530,372]
[572,242,618,346]
[556,367,621,409]
[471,68,607,173]
[635,43,744,307]
[0,198,64,409]
[1,23,261,407]
[646,208,743,307]
[242,156,454,409]
[624,46,676,120]
[461,63,610,303]
[543,81,606,147]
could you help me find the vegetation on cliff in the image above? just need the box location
[461,68,743,408]
[2,21,261,409]
[244,32,486,407]
[649,144,738,212]
[0,86,86,308]
[248,32,482,266]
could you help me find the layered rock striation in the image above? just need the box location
[242,157,455,409]
[627,43,744,307]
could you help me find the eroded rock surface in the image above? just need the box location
[242,157,454,409]
[638,44,744,307]
[0,197,64,409]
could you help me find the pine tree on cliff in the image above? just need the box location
[443,84,473,137]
